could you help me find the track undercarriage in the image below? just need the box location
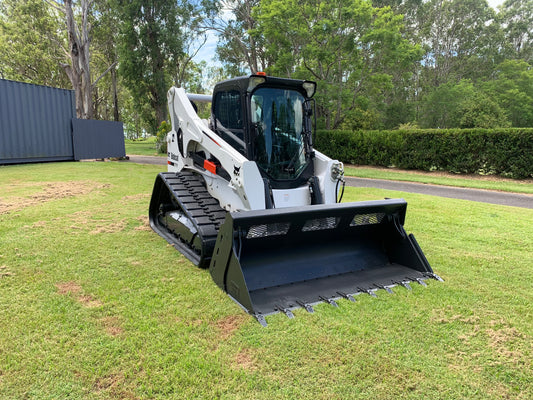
[149,171,227,268]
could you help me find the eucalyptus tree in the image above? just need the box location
[91,0,121,121]
[419,0,502,86]
[499,0,533,63]
[115,0,210,133]
[200,0,269,75]
[0,0,69,88]
[41,0,97,119]
[254,0,421,129]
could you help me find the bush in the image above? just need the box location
[156,121,171,154]
[315,128,533,179]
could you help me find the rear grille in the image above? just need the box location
[246,222,291,238]
[350,212,386,226]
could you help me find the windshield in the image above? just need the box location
[251,88,309,180]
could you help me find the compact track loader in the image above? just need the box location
[149,74,442,326]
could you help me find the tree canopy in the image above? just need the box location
[0,0,532,132]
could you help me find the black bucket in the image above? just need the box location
[209,198,438,325]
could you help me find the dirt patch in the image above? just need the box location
[120,193,150,202]
[77,294,104,308]
[100,316,124,337]
[67,210,128,235]
[487,326,522,346]
[234,349,257,371]
[55,281,82,295]
[134,215,151,231]
[216,314,248,339]
[94,373,122,391]
[31,220,48,228]
[93,373,138,399]
[89,218,128,234]
[431,309,480,325]
[0,265,14,278]
[56,281,103,308]
[486,325,525,363]
[0,181,110,215]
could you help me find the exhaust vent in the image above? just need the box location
[246,222,291,239]
[350,212,386,226]
[302,217,339,232]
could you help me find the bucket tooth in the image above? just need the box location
[320,296,338,307]
[337,291,356,302]
[383,286,395,294]
[359,288,378,298]
[413,277,428,287]
[396,280,413,291]
[375,284,394,294]
[277,306,295,319]
[255,314,268,327]
[426,272,444,282]
[297,301,315,313]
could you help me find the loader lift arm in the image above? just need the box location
[166,87,266,211]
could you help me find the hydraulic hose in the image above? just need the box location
[336,178,345,203]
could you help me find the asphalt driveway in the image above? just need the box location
[127,155,532,209]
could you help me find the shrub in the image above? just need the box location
[156,121,171,154]
[315,128,533,179]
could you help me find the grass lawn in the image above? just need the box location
[124,137,164,157]
[344,166,533,195]
[1,161,531,399]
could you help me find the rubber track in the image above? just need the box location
[159,171,227,268]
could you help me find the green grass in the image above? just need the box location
[125,137,164,157]
[1,162,532,399]
[345,166,533,194]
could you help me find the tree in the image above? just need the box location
[0,0,69,88]
[419,80,475,128]
[254,0,421,129]
[91,0,121,121]
[44,0,95,119]
[208,0,268,74]
[483,60,533,127]
[499,0,533,63]
[419,79,509,128]
[1,0,119,120]
[116,0,197,133]
[457,93,510,128]
[419,0,502,87]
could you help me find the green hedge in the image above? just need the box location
[315,128,533,179]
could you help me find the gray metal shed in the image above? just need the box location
[0,79,125,165]
[0,79,76,164]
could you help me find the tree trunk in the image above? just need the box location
[63,0,93,119]
[111,68,119,122]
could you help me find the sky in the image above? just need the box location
[488,0,505,8]
[193,0,507,66]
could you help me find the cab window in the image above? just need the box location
[214,90,246,155]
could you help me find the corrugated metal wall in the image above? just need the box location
[72,119,125,160]
[0,79,76,164]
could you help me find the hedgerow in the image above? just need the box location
[315,128,533,179]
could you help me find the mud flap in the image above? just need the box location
[209,198,439,324]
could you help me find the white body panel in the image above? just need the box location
[272,187,311,207]
[165,86,344,212]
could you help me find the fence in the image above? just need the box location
[0,79,125,165]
